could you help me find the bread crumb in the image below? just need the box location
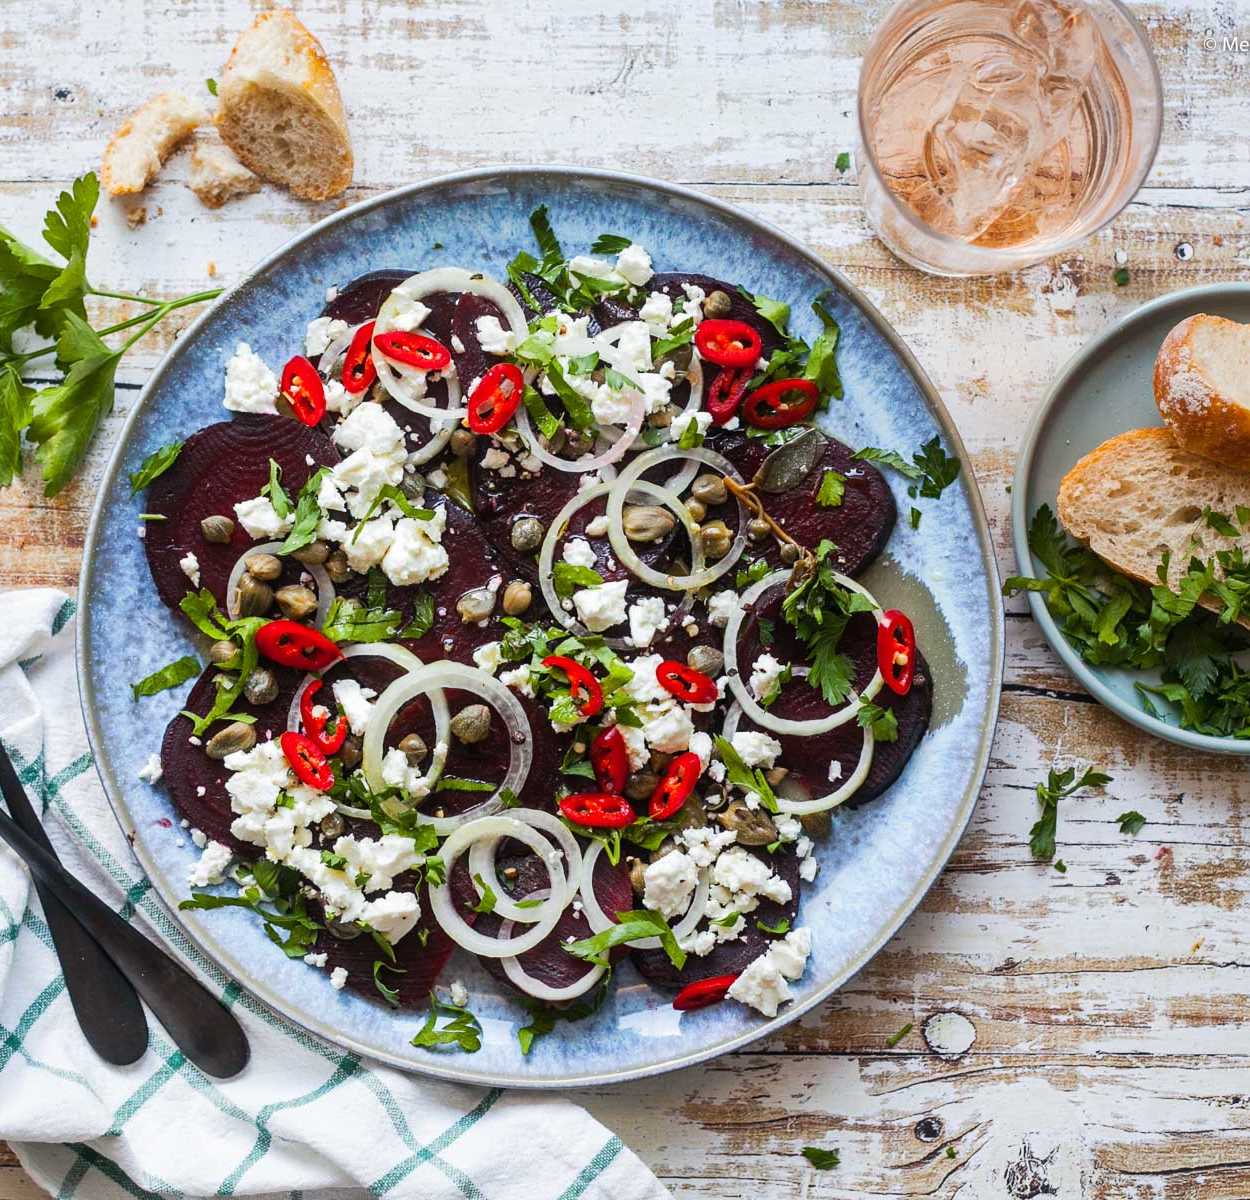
[125,205,147,230]
[188,138,261,208]
[89,214,99,229]
[206,260,217,278]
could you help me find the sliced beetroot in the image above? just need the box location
[143,416,339,613]
[509,272,559,321]
[450,292,507,396]
[708,427,896,577]
[631,846,800,989]
[321,270,414,326]
[159,663,303,854]
[592,295,638,331]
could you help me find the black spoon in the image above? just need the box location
[0,745,148,1064]
[0,753,250,1078]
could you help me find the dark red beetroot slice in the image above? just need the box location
[144,415,339,613]
[159,663,304,854]
[734,593,932,808]
[651,272,786,362]
[450,292,507,396]
[509,272,560,321]
[472,850,634,997]
[631,846,800,990]
[707,427,896,577]
[310,880,458,1009]
[321,270,414,326]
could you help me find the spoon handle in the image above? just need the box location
[0,747,149,1064]
[0,803,250,1079]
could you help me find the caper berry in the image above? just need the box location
[275,584,318,621]
[510,516,545,554]
[205,721,256,760]
[628,857,647,895]
[747,516,772,542]
[325,917,362,941]
[245,553,282,581]
[456,587,496,624]
[691,473,728,506]
[799,810,832,839]
[625,771,659,803]
[699,519,733,560]
[340,735,362,770]
[779,542,801,565]
[450,428,478,457]
[234,573,273,617]
[502,580,532,616]
[200,514,235,543]
[291,540,329,566]
[716,798,778,846]
[703,289,733,318]
[450,704,491,744]
[243,666,278,706]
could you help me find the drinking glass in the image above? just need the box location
[856,0,1163,276]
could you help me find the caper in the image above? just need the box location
[340,735,362,770]
[700,520,733,560]
[656,343,693,375]
[625,771,659,802]
[779,542,801,565]
[274,392,296,420]
[628,857,647,896]
[398,732,428,765]
[563,429,593,457]
[325,916,362,941]
[540,428,567,455]
[245,553,282,581]
[450,428,478,457]
[208,639,238,667]
[456,586,496,624]
[685,498,707,523]
[669,794,708,834]
[765,766,789,787]
[243,666,278,706]
[622,505,675,544]
[275,584,318,621]
[320,812,347,840]
[325,549,351,583]
[649,750,673,773]
[703,289,733,318]
[647,407,674,429]
[510,516,545,554]
[691,473,728,506]
[205,721,256,760]
[450,704,491,744]
[687,645,725,678]
[234,573,273,617]
[200,514,235,543]
[716,799,778,846]
[502,580,532,617]
[291,540,329,566]
[747,516,772,542]
[799,810,832,839]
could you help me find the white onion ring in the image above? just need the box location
[498,889,607,1002]
[363,663,530,835]
[316,320,364,381]
[607,447,747,591]
[371,268,526,420]
[537,478,703,645]
[226,541,333,626]
[467,807,582,923]
[428,817,571,957]
[286,642,428,734]
[721,692,875,813]
[723,569,885,735]
[516,388,645,473]
[577,840,710,950]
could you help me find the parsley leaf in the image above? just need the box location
[552,561,603,598]
[278,467,328,555]
[856,701,899,742]
[835,151,852,173]
[0,365,32,486]
[131,654,200,700]
[801,1147,840,1170]
[1029,765,1112,862]
[804,292,842,402]
[565,909,686,970]
[372,959,404,1007]
[590,234,632,254]
[740,289,791,337]
[128,440,182,495]
[471,872,498,914]
[816,469,845,508]
[1117,810,1146,836]
[410,992,482,1053]
[713,735,778,812]
[756,917,790,935]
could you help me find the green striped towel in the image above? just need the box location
[0,589,669,1200]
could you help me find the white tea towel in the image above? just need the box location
[0,588,669,1200]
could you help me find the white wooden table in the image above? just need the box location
[3,1,1250,1196]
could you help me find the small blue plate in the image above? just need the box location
[79,167,1002,1087]
[1013,282,1250,756]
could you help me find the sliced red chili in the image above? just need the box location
[694,319,762,369]
[649,751,702,821]
[742,378,819,430]
[541,654,604,717]
[559,792,636,829]
[467,363,525,435]
[877,609,916,696]
[341,320,377,394]
[280,731,334,791]
[298,679,347,755]
[705,365,752,425]
[280,355,326,426]
[256,620,342,672]
[655,661,718,706]
[373,330,452,371]
[590,726,628,796]
[672,973,739,1011]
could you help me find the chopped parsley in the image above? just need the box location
[1029,765,1112,862]
[713,735,779,812]
[816,469,846,508]
[180,861,322,959]
[1117,810,1146,836]
[127,440,182,494]
[471,872,498,914]
[802,1147,841,1170]
[410,993,482,1053]
[885,1021,913,1048]
[835,151,851,173]
[565,909,686,970]
[130,654,199,700]
[589,233,631,254]
[551,561,604,598]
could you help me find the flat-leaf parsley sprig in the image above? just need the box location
[0,172,222,494]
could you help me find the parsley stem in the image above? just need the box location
[88,288,164,307]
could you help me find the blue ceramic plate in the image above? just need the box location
[1013,283,1250,756]
[79,167,1002,1087]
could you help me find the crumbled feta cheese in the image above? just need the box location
[726,951,790,1017]
[499,665,535,697]
[618,722,648,772]
[303,952,328,968]
[669,410,712,444]
[572,579,628,632]
[679,826,737,870]
[178,551,201,588]
[585,514,609,538]
[623,654,671,706]
[473,641,503,676]
[769,927,812,980]
[615,243,654,287]
[332,678,376,737]
[799,856,819,882]
[223,343,278,414]
[449,979,469,1008]
[730,730,783,769]
[333,834,424,892]
[828,760,843,782]
[323,378,357,416]
[563,537,598,569]
[234,496,294,539]
[382,510,449,586]
[330,966,349,990]
[590,385,638,428]
[356,891,422,942]
[188,840,232,888]
[305,316,349,358]
[568,255,622,283]
[638,290,673,330]
[642,850,699,919]
[642,703,694,753]
[137,753,163,784]
[344,513,395,573]
[190,827,208,849]
[628,596,667,648]
[749,653,785,702]
[706,590,738,628]
[481,447,510,471]
[613,322,652,372]
[475,314,517,355]
[712,846,792,907]
[688,731,713,767]
[388,295,431,333]
[681,283,707,324]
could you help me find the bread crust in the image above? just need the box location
[214,9,353,201]
[1154,313,1250,471]
[101,92,207,196]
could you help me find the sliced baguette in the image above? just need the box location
[1057,426,1250,621]
[100,92,208,196]
[1155,314,1250,470]
[187,137,261,208]
[214,10,353,201]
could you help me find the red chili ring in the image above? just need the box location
[655,661,718,706]
[558,792,636,829]
[281,355,327,426]
[705,365,753,426]
[648,752,702,821]
[694,319,762,369]
[590,726,629,796]
[373,330,452,371]
[541,654,604,717]
[876,609,916,696]
[341,320,377,394]
[467,363,525,435]
[255,620,343,672]
[672,973,739,1011]
[280,730,334,791]
[742,378,819,430]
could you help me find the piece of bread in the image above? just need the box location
[214,10,353,201]
[101,92,208,196]
[1155,314,1250,470]
[187,138,262,208]
[1057,426,1250,620]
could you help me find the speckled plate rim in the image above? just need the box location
[78,165,1004,1088]
[1012,281,1250,756]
